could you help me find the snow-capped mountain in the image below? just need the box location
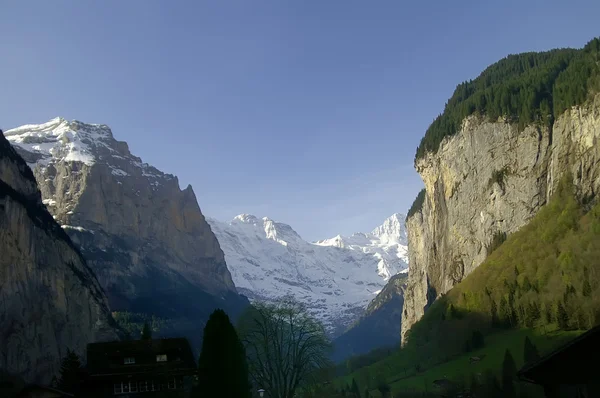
[315,213,408,280]
[4,118,248,352]
[207,213,408,335]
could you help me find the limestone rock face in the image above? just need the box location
[4,118,248,346]
[0,132,119,383]
[401,94,600,344]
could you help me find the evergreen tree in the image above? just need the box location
[490,299,500,327]
[197,309,251,398]
[544,303,553,324]
[350,378,361,398]
[502,349,517,398]
[57,349,83,394]
[556,301,569,330]
[499,296,511,327]
[583,266,592,297]
[363,387,371,398]
[523,336,540,364]
[141,322,152,340]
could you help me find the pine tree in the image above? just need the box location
[502,349,517,398]
[556,301,569,330]
[499,296,511,327]
[583,266,592,297]
[544,303,553,324]
[350,378,361,398]
[141,322,152,340]
[490,299,500,327]
[523,336,540,364]
[196,309,251,398]
[58,349,83,394]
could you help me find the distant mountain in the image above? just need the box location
[0,130,119,383]
[207,213,408,336]
[332,273,408,362]
[4,118,248,351]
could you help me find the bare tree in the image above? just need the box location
[238,297,332,398]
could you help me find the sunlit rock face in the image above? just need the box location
[402,94,600,344]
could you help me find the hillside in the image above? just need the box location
[406,177,599,363]
[332,178,598,396]
[332,273,408,362]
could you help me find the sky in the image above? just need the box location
[1,1,599,241]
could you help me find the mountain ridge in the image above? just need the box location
[207,212,408,336]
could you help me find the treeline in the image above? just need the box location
[405,177,600,362]
[415,37,600,161]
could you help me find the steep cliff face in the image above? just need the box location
[3,118,247,343]
[0,132,119,383]
[401,94,600,343]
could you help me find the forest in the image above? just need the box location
[414,37,600,162]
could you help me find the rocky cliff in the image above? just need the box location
[0,131,119,383]
[3,118,248,347]
[401,94,600,343]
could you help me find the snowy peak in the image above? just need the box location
[371,212,408,245]
[232,214,260,224]
[228,214,303,245]
[209,213,409,335]
[315,214,409,280]
[4,117,115,166]
[4,118,177,187]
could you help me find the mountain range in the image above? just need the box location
[208,213,408,336]
[2,117,409,375]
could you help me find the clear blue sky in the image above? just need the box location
[1,1,598,241]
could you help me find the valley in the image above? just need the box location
[1,4,599,397]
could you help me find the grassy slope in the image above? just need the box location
[334,178,599,395]
[336,327,580,396]
[387,328,580,394]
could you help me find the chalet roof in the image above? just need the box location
[86,338,196,378]
[518,325,600,385]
